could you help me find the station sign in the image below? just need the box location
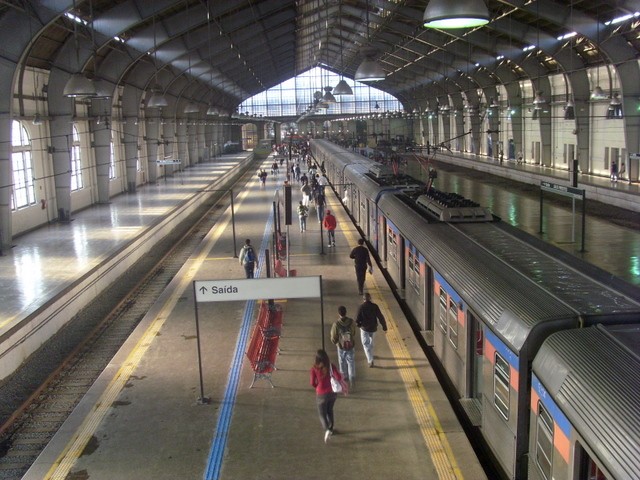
[540,181,584,199]
[194,276,321,302]
[156,159,182,165]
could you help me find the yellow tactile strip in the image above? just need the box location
[335,206,462,480]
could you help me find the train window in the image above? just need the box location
[493,353,510,420]
[448,300,458,348]
[535,402,554,480]
[407,251,415,287]
[439,289,447,333]
[387,228,398,261]
[407,250,421,295]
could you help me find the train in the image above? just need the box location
[310,138,640,480]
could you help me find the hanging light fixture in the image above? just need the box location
[147,84,169,108]
[355,0,385,82]
[322,86,336,104]
[146,14,168,109]
[32,71,43,125]
[85,0,112,100]
[423,0,490,29]
[333,3,353,95]
[564,98,575,120]
[533,91,546,110]
[184,102,200,113]
[355,50,386,82]
[64,0,97,97]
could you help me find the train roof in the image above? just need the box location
[378,194,640,353]
[533,324,640,479]
[455,222,640,315]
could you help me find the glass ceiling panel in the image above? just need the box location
[238,67,402,117]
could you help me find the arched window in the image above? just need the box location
[70,125,83,191]
[11,120,36,209]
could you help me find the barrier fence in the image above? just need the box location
[245,301,284,387]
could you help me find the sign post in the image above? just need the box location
[539,181,586,252]
[192,276,323,403]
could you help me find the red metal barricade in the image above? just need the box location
[246,301,284,387]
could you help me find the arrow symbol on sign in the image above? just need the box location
[199,286,208,294]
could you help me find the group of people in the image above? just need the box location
[311,291,388,443]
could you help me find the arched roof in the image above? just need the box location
[2,0,640,113]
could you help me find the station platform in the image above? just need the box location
[0,145,637,478]
[0,152,254,381]
[404,150,640,286]
[21,156,487,480]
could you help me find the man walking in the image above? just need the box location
[297,200,309,232]
[323,210,337,247]
[330,306,356,388]
[238,238,257,278]
[356,293,387,367]
[349,238,372,295]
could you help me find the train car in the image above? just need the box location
[253,139,273,157]
[223,141,241,154]
[529,324,640,480]
[312,138,640,480]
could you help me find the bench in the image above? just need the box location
[245,301,284,388]
[274,259,297,278]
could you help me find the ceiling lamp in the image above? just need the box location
[206,104,219,116]
[184,101,200,113]
[322,86,336,104]
[356,0,385,82]
[333,79,353,95]
[334,3,354,95]
[423,0,490,29]
[64,72,97,98]
[591,85,607,100]
[92,78,113,99]
[64,0,97,98]
[32,113,43,126]
[147,84,168,108]
[355,48,386,82]
[146,14,167,108]
[533,91,546,110]
[564,98,575,120]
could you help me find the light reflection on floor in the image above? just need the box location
[0,156,244,325]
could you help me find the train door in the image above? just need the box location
[370,202,379,252]
[576,442,609,480]
[365,197,372,240]
[467,311,484,402]
[378,215,387,265]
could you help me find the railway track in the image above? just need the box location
[0,171,251,479]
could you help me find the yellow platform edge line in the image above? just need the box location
[335,206,463,480]
[45,187,254,479]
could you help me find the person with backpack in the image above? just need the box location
[297,200,309,232]
[330,306,356,388]
[239,238,257,278]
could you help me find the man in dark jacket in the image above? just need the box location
[355,293,387,367]
[349,238,372,294]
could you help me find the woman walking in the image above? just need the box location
[309,349,342,442]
